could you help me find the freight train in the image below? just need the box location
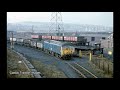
[14,38,74,60]
[31,35,87,42]
[8,35,104,60]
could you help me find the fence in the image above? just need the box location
[91,55,113,74]
[80,51,113,74]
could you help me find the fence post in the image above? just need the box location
[103,61,104,71]
[108,63,109,74]
[99,59,100,69]
[101,54,103,58]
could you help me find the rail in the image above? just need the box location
[66,62,98,78]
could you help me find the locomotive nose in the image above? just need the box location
[66,48,72,55]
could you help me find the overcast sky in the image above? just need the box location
[7,12,113,27]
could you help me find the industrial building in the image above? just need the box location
[100,33,113,48]
[78,32,113,47]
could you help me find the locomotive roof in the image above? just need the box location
[44,40,72,46]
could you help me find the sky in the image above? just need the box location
[7,12,113,27]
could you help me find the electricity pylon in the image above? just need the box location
[49,12,64,36]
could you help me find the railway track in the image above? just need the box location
[66,62,98,78]
[7,43,99,78]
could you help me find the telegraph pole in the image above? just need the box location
[11,32,14,49]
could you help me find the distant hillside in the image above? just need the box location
[7,22,113,33]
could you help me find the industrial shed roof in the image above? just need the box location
[79,33,111,37]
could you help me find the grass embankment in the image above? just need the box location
[27,58,67,78]
[7,48,67,78]
[7,48,33,78]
